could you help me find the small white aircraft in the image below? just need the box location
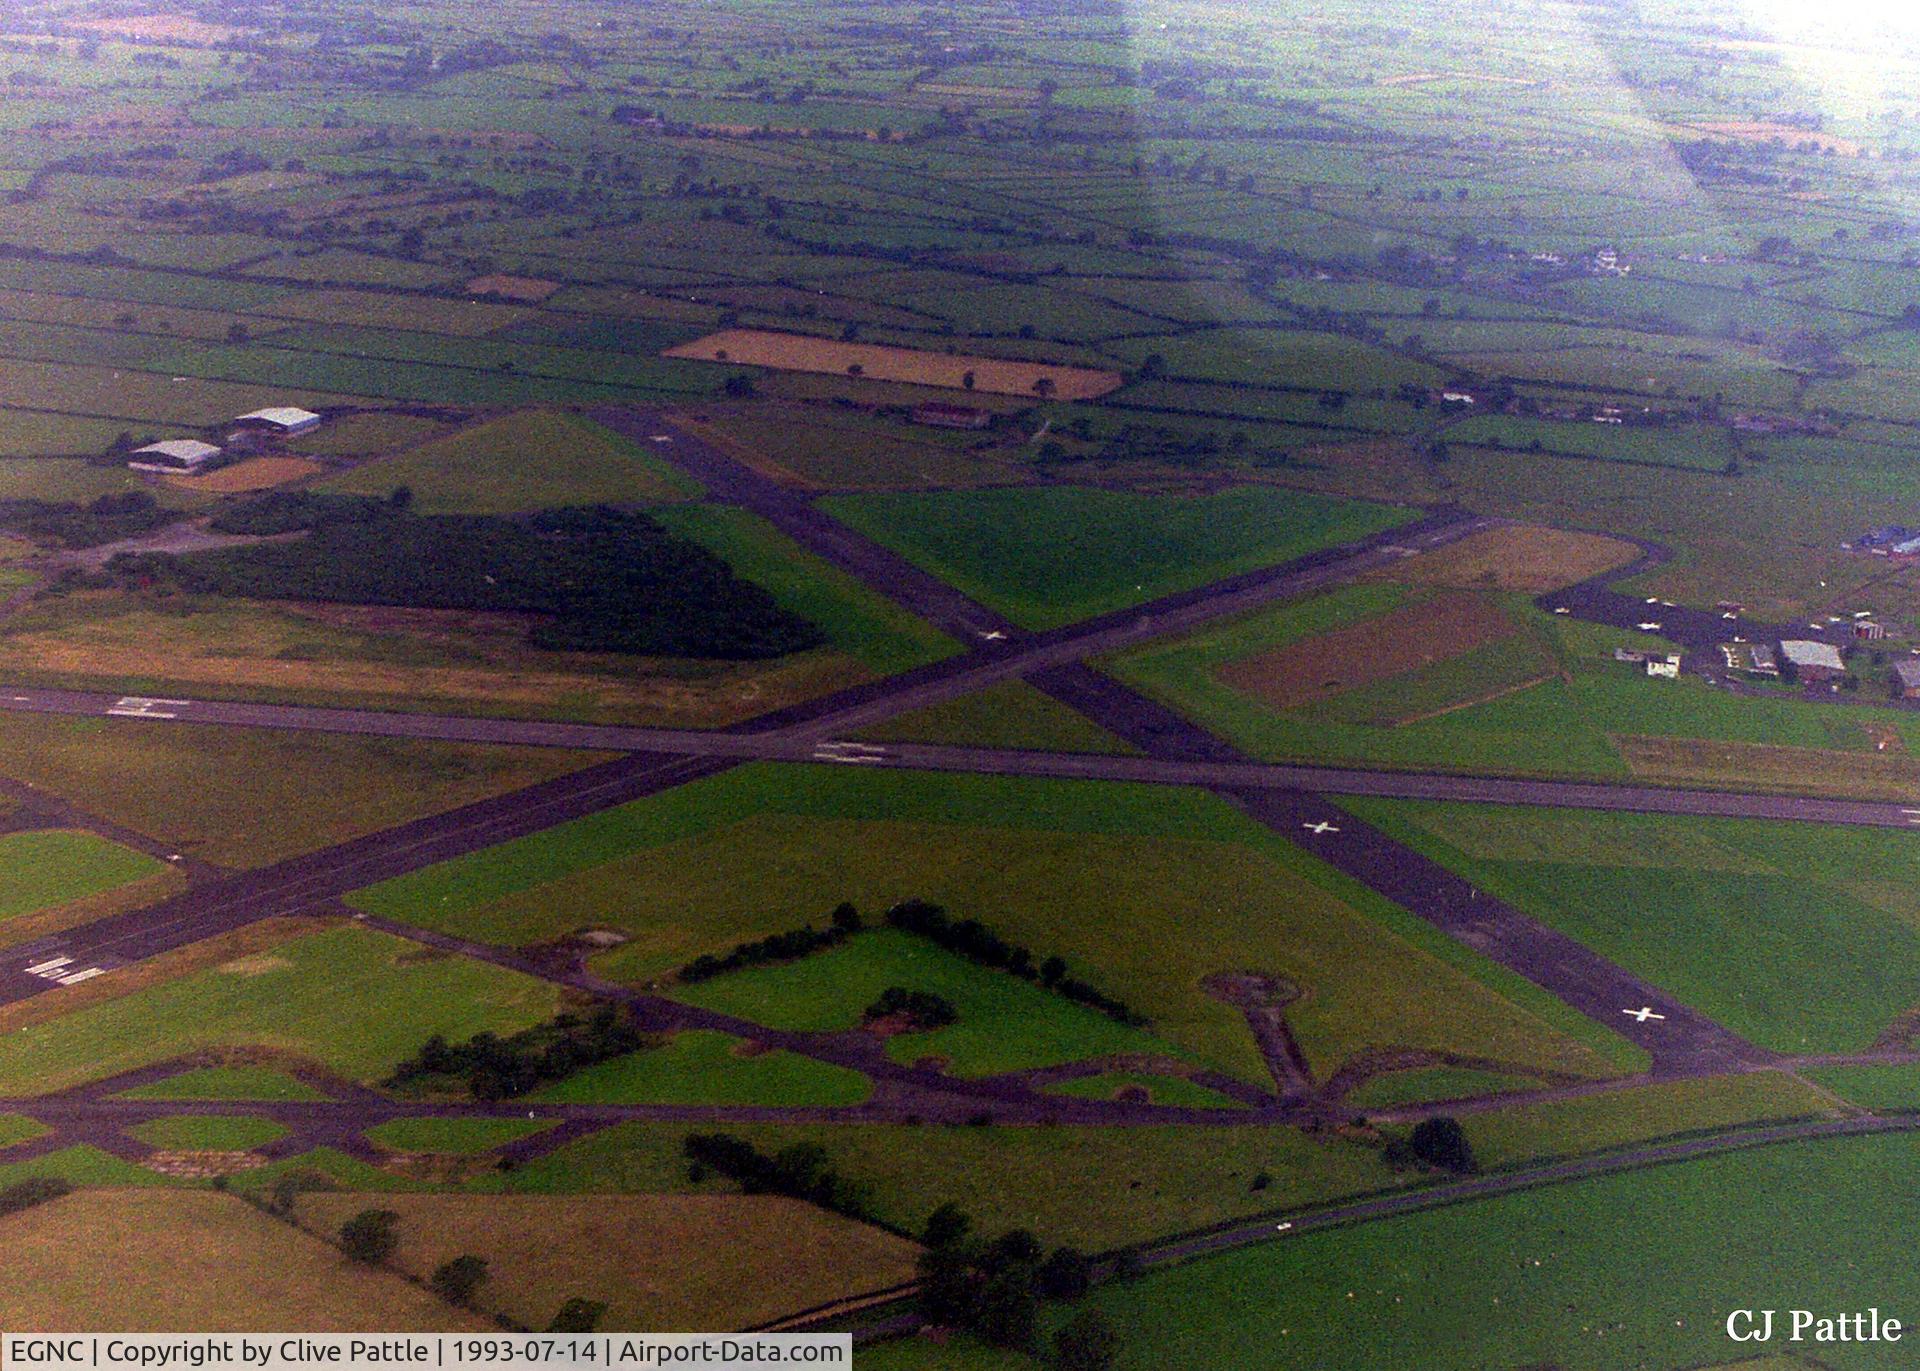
[1302,821,1341,836]
[1637,622,1662,631]
[980,629,1007,641]
[1621,1006,1667,1023]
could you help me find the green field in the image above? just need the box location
[487,1120,1402,1249]
[366,1117,559,1154]
[0,925,561,1094]
[1347,802,1920,1054]
[117,1066,331,1102]
[528,1030,871,1106]
[0,830,164,919]
[852,679,1140,755]
[351,765,1634,1087]
[818,486,1412,629]
[129,1115,291,1151]
[1064,1135,1920,1370]
[651,505,958,674]
[316,408,699,512]
[672,930,1174,1077]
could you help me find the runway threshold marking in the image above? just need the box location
[107,697,190,720]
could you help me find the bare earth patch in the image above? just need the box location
[665,328,1123,400]
[165,458,323,494]
[1371,524,1641,592]
[466,274,561,303]
[1217,592,1521,711]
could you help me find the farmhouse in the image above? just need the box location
[1895,660,1920,699]
[911,402,992,431]
[233,406,323,435]
[1779,639,1846,683]
[127,439,221,473]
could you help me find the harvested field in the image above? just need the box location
[166,457,323,494]
[0,1190,481,1331]
[1685,121,1861,156]
[291,1192,921,1332]
[1217,592,1522,712]
[467,274,561,303]
[71,13,246,42]
[664,329,1122,400]
[1374,524,1641,592]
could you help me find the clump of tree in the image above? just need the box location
[388,1003,646,1100]
[682,1133,870,1220]
[679,904,861,983]
[916,1206,1103,1358]
[339,1208,400,1265]
[0,490,171,548]
[430,1254,490,1307]
[0,1176,70,1218]
[116,503,823,660]
[1386,1115,1479,1175]
[885,900,1144,1026]
[863,986,957,1029]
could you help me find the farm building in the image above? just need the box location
[1896,660,1920,699]
[911,402,992,431]
[1645,653,1681,678]
[127,439,221,473]
[1779,639,1846,683]
[233,406,322,435]
[1854,620,1887,641]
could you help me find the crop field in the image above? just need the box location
[1061,1136,1920,1371]
[0,712,602,868]
[0,1190,482,1332]
[352,764,1629,1088]
[820,486,1412,629]
[1215,591,1530,713]
[664,330,1123,400]
[1347,802,1920,1054]
[0,924,561,1094]
[1373,525,1642,593]
[290,1192,921,1332]
[166,457,325,493]
[317,409,699,513]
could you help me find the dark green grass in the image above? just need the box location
[527,1031,871,1106]
[817,486,1412,630]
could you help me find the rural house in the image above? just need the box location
[910,402,993,430]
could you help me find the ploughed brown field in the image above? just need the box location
[1218,592,1521,711]
[664,328,1124,400]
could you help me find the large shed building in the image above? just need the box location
[127,439,221,473]
[1779,639,1847,684]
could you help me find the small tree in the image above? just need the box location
[338,1208,399,1265]
[547,1298,606,1333]
[1036,1246,1090,1300]
[975,1266,1039,1350]
[430,1255,489,1307]
[961,369,976,390]
[1054,1310,1119,1371]
[1408,1116,1478,1174]
[830,902,863,934]
[923,1202,971,1250]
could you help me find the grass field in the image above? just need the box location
[317,409,700,513]
[351,765,1630,1088]
[1377,524,1641,593]
[487,1121,1404,1249]
[0,829,164,919]
[819,486,1411,629]
[117,1066,331,1102]
[1347,802,1920,1054]
[528,1030,872,1106]
[672,930,1175,1077]
[852,679,1140,754]
[0,712,602,867]
[366,1117,559,1154]
[0,1190,482,1331]
[650,505,957,674]
[1065,1135,1920,1370]
[129,1115,291,1151]
[0,925,561,1094]
[292,1191,922,1332]
[1042,1073,1246,1109]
